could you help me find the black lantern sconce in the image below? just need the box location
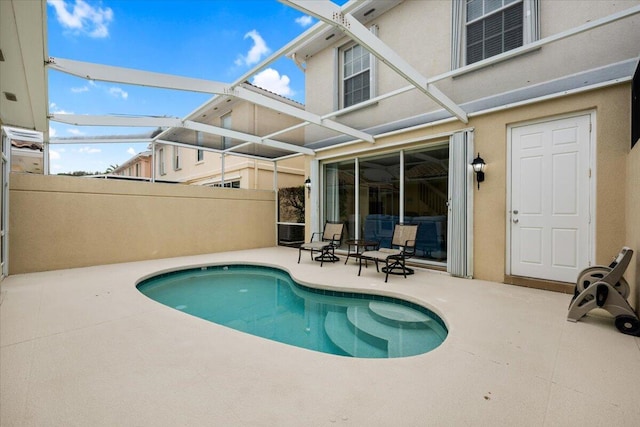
[471,153,486,189]
[304,177,311,196]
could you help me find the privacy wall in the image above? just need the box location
[9,174,276,274]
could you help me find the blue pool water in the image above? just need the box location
[137,265,447,358]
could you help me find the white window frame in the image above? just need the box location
[212,180,240,189]
[158,147,165,175]
[335,26,378,110]
[173,145,181,170]
[196,131,204,162]
[451,0,539,69]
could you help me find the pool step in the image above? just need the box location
[324,311,388,358]
[347,305,443,357]
[368,301,433,327]
[369,302,448,341]
[324,302,448,358]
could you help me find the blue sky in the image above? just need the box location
[46,0,320,174]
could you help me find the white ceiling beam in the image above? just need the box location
[183,120,315,155]
[47,57,373,144]
[262,122,309,140]
[49,113,183,128]
[47,57,230,95]
[49,138,152,145]
[281,0,468,124]
[155,139,273,161]
[234,86,374,142]
[49,113,314,156]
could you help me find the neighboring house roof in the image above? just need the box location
[240,81,304,108]
[112,150,152,175]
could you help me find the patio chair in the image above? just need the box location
[358,223,418,282]
[297,221,344,267]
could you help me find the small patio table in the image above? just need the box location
[344,239,379,265]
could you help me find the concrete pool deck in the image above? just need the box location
[1,247,639,426]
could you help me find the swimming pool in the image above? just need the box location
[137,264,447,358]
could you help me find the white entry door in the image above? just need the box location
[510,114,592,283]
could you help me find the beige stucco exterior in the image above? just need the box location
[306,83,638,306]
[8,173,276,274]
[155,96,305,189]
[294,0,640,304]
[303,0,639,143]
[157,146,304,190]
[113,151,152,179]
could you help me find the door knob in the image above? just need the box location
[513,218,519,224]
[513,210,519,214]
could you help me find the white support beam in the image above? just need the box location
[184,120,315,155]
[48,57,373,144]
[48,57,231,95]
[49,113,314,156]
[50,113,183,128]
[155,139,275,162]
[261,122,308,140]
[50,138,153,145]
[234,86,374,142]
[281,0,468,124]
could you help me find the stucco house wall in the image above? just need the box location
[303,0,639,144]
[306,82,636,303]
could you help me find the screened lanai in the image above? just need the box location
[3,0,639,278]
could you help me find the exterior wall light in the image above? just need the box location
[304,177,311,196]
[471,153,486,189]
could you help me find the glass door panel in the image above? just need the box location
[404,146,449,263]
[324,160,355,248]
[359,154,400,249]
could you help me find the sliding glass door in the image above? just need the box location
[323,143,449,264]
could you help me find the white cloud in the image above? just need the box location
[47,0,113,38]
[109,87,128,100]
[235,30,270,67]
[78,146,101,154]
[49,102,73,114]
[71,85,89,93]
[68,129,85,136]
[49,149,61,160]
[49,127,57,138]
[127,147,136,155]
[295,15,313,27]
[251,68,294,97]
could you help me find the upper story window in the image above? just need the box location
[466,0,523,64]
[452,0,539,68]
[336,25,377,110]
[342,43,371,108]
